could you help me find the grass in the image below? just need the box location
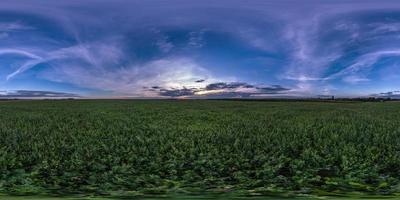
[0,100,400,199]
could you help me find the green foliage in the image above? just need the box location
[0,100,399,197]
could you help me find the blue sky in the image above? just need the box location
[1,0,400,98]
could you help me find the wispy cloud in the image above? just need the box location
[0,49,42,60]
[369,22,400,34]
[40,57,225,97]
[1,38,125,80]
[0,90,78,98]
[0,21,32,32]
[326,50,400,82]
[188,30,205,48]
[155,34,174,53]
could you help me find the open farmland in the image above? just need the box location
[0,100,400,199]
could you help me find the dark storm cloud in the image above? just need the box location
[195,79,205,83]
[198,92,253,98]
[205,82,254,90]
[158,88,196,97]
[256,85,290,94]
[148,82,290,98]
[373,91,400,98]
[0,90,79,98]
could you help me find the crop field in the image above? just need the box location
[0,100,400,199]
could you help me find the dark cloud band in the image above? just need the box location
[0,90,79,98]
[148,82,290,98]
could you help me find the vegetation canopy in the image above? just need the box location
[0,100,399,198]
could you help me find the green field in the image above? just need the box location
[0,100,400,199]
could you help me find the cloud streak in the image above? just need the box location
[0,90,79,98]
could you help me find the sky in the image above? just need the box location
[1,0,400,98]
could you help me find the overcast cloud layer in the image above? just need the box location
[1,0,400,98]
